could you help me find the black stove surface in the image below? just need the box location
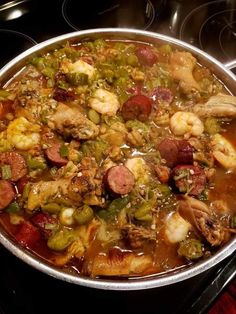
[0,1,235,313]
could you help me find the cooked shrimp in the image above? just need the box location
[170,111,204,137]
[89,88,120,116]
[61,59,96,79]
[211,134,236,169]
[7,117,40,150]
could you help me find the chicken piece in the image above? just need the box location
[77,218,101,249]
[68,158,103,206]
[69,175,102,206]
[193,93,236,118]
[122,224,156,249]
[27,179,71,211]
[52,218,101,267]
[165,212,192,244]
[178,196,226,246]
[48,103,99,140]
[86,247,153,277]
[52,237,85,266]
[88,88,120,116]
[170,51,200,93]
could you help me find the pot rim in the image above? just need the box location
[0,28,235,290]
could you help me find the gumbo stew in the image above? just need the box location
[0,38,235,278]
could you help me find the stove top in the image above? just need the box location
[0,0,236,64]
[0,1,235,313]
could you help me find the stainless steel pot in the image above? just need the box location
[0,28,235,290]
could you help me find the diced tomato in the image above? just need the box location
[15,222,41,248]
[31,212,57,238]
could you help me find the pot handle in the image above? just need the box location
[224,60,236,70]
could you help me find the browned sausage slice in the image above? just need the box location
[31,212,58,238]
[158,138,194,167]
[121,95,152,122]
[53,87,76,102]
[104,165,135,195]
[177,140,194,165]
[136,46,158,66]
[0,180,15,210]
[0,100,14,119]
[45,142,68,167]
[0,152,27,182]
[158,138,179,167]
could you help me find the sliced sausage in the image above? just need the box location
[0,180,15,210]
[177,140,194,164]
[158,138,194,167]
[15,221,41,248]
[158,138,179,167]
[45,142,68,167]
[172,165,206,196]
[121,95,152,122]
[150,87,173,104]
[31,212,58,238]
[0,100,14,119]
[17,175,29,194]
[0,152,27,182]
[135,46,158,66]
[104,165,135,195]
[53,87,76,102]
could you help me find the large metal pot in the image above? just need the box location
[0,28,235,290]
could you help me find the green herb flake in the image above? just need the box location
[5,201,20,213]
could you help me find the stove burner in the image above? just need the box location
[219,20,236,60]
[0,29,36,68]
[62,0,155,30]
[0,0,31,22]
[179,0,236,62]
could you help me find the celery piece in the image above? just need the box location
[27,157,47,171]
[157,184,171,199]
[22,183,31,200]
[73,205,94,225]
[178,239,204,260]
[204,117,221,135]
[0,89,11,101]
[59,144,69,158]
[134,202,153,221]
[5,201,20,213]
[66,72,88,86]
[88,109,100,124]
[47,228,76,251]
[81,139,108,163]
[42,203,61,214]
[230,215,236,229]
[41,67,55,79]
[97,196,130,221]
[1,165,12,180]
[127,54,139,67]
[159,44,172,55]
